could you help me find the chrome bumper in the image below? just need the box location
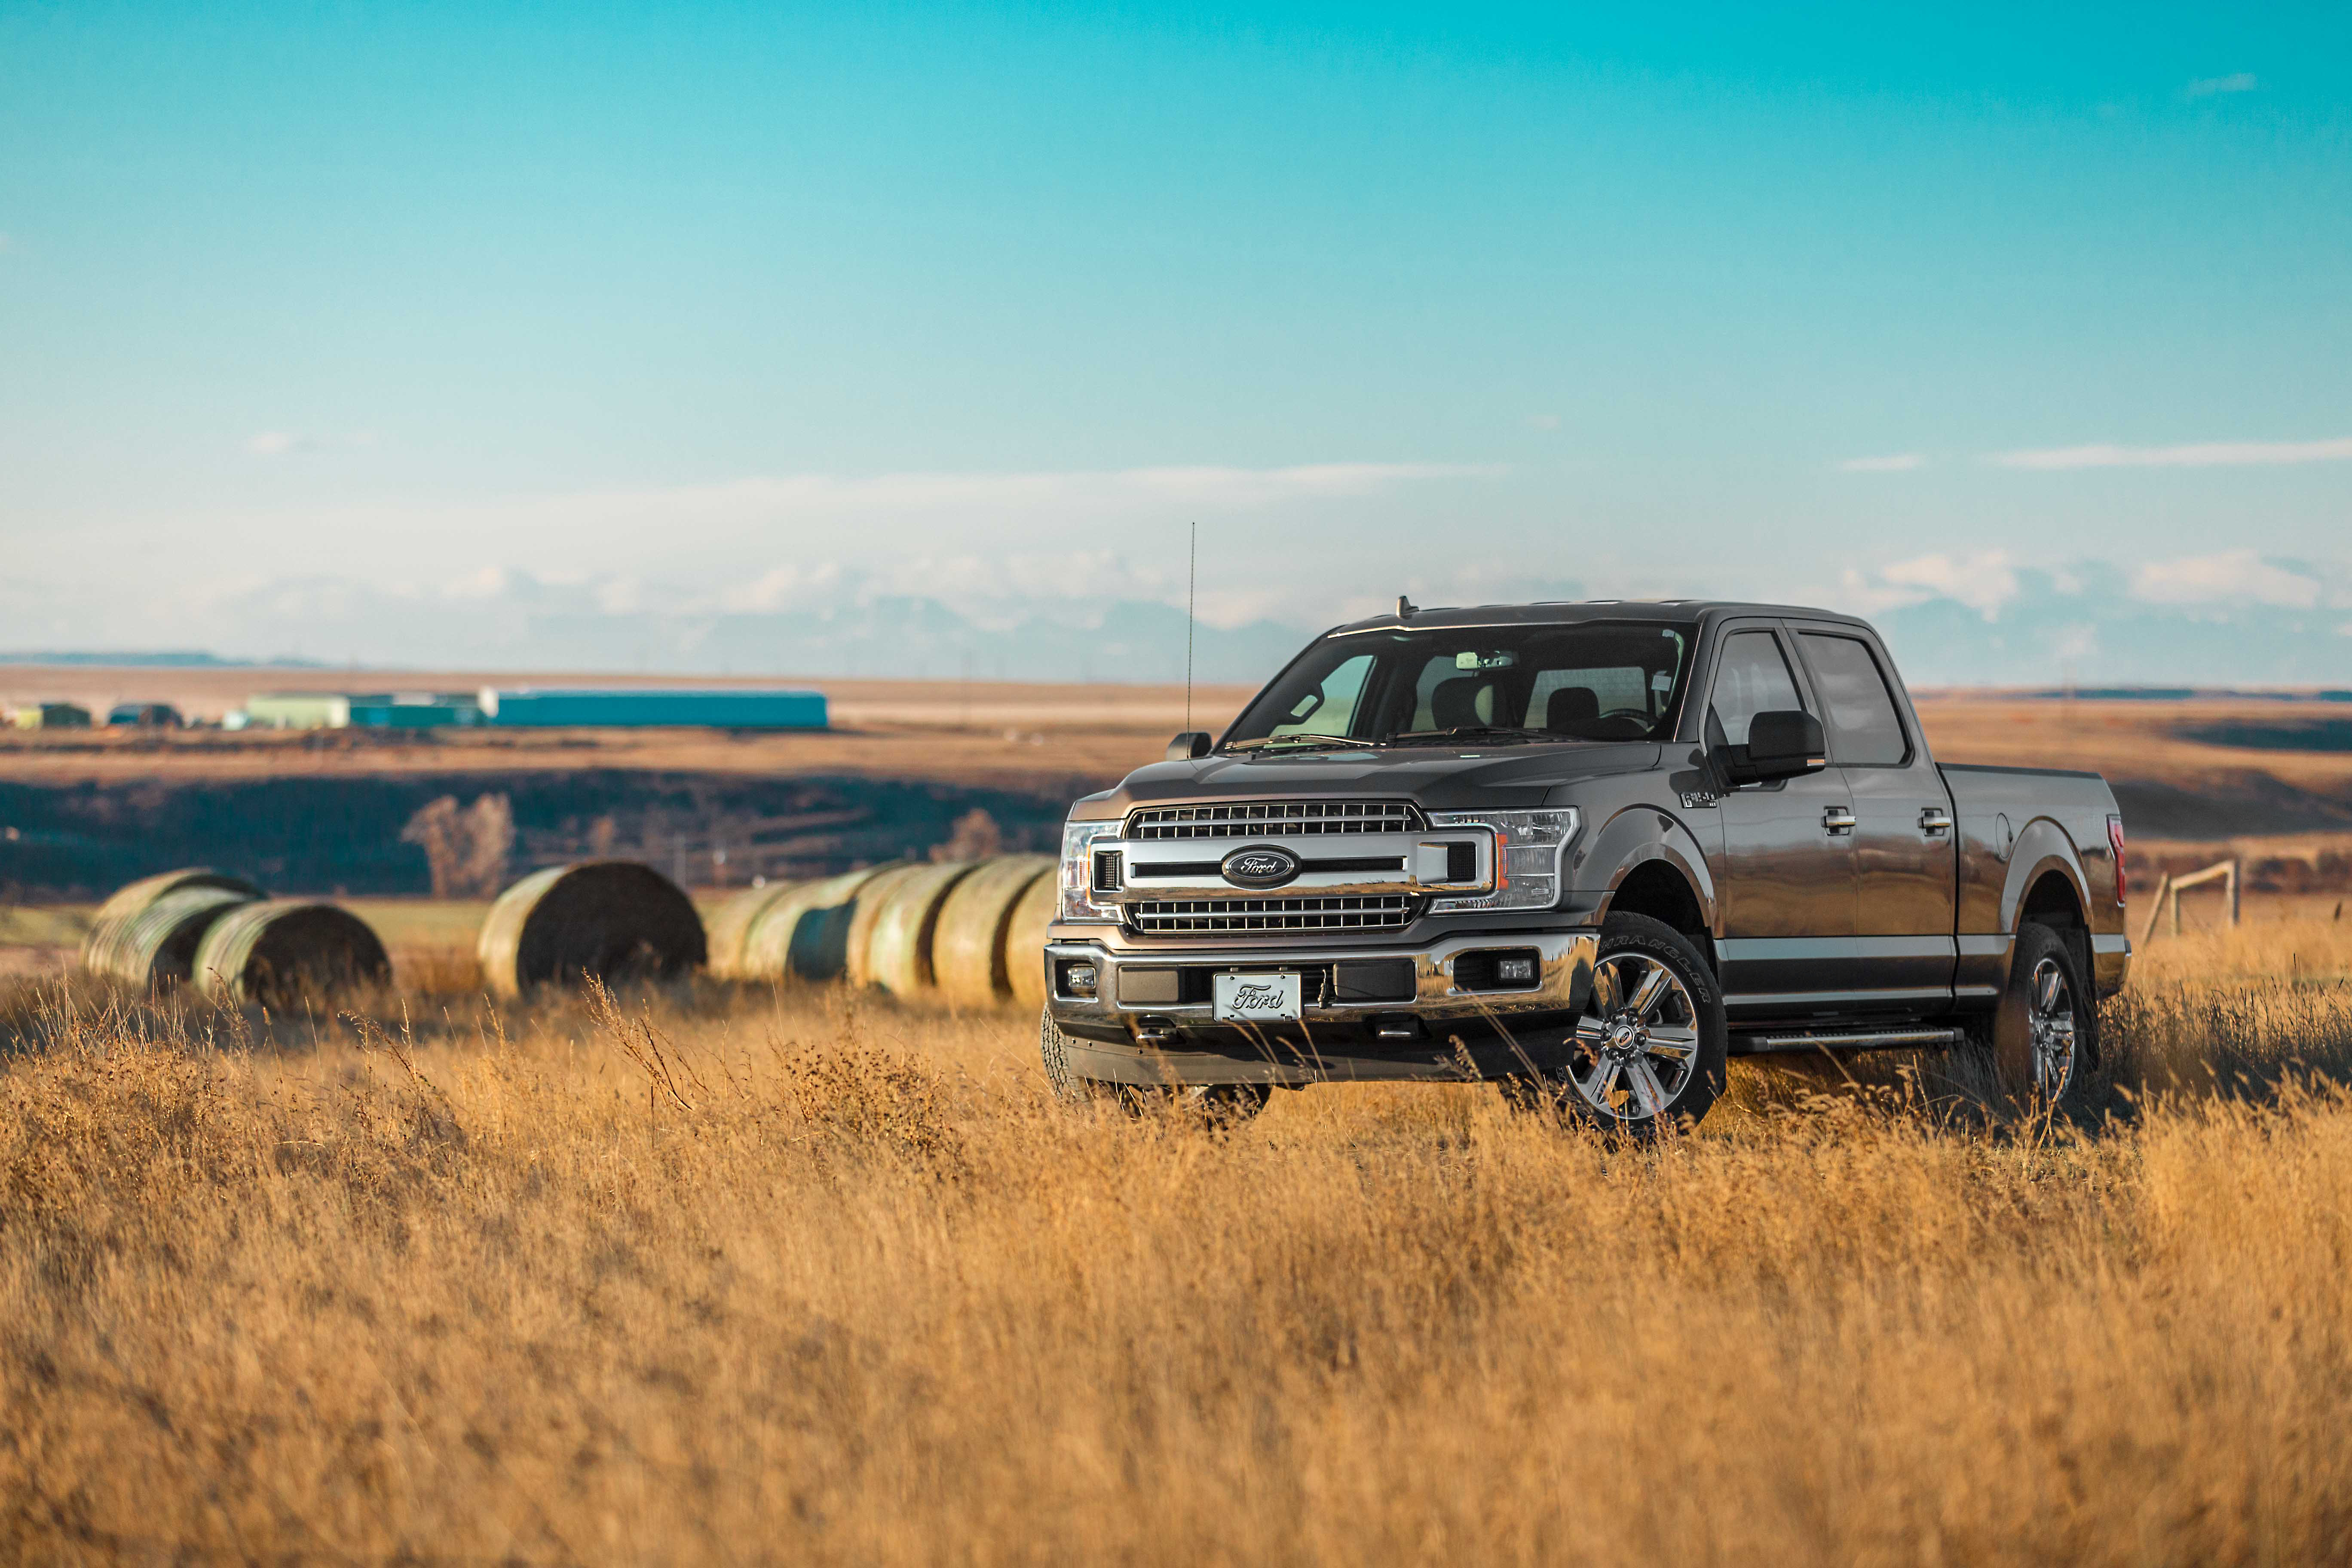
[1043,929,1599,1035]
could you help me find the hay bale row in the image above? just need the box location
[79,867,389,1004]
[728,852,1055,1006]
[80,867,266,988]
[193,900,391,1007]
[477,861,707,998]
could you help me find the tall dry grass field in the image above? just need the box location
[5,916,2352,1563]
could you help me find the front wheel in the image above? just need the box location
[1504,913,1729,1137]
[1038,1007,1269,1125]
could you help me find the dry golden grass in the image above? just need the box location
[4,926,2352,1563]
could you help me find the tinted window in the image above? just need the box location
[1800,634,1909,766]
[1709,631,1804,746]
[1269,653,1372,739]
[1225,622,1697,747]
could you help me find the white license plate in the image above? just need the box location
[1213,972,1303,1023]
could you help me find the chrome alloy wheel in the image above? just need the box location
[1568,952,1702,1123]
[2027,955,2079,1101]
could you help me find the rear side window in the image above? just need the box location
[1800,634,1910,766]
[1709,631,1804,746]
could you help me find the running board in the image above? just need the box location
[1730,1026,1965,1057]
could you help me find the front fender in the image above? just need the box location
[1561,803,1720,931]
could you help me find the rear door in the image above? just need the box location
[1703,622,1866,1020]
[1790,626,1958,1011]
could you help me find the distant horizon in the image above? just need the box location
[6,649,2350,704]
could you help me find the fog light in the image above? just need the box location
[1062,961,1099,998]
[1496,956,1537,986]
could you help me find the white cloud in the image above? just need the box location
[2185,72,2258,98]
[1991,436,2352,470]
[1884,551,2019,618]
[245,429,380,458]
[444,564,511,600]
[1835,551,2017,619]
[718,561,849,614]
[2132,551,2321,609]
[1837,453,1924,473]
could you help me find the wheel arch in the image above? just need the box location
[1577,806,1719,965]
[2000,819,2094,994]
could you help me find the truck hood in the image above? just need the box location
[1078,742,1663,818]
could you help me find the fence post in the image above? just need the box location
[2229,859,2241,927]
[2140,873,2172,947]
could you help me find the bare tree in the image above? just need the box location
[402,793,516,897]
[933,807,1003,863]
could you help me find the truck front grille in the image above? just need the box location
[1127,894,1417,935]
[1126,799,1424,840]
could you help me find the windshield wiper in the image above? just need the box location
[1384,726,1559,747]
[1225,732,1386,753]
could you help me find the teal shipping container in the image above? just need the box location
[478,687,828,729]
[347,693,484,729]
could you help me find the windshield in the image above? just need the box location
[1225,620,1699,749]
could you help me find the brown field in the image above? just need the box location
[5,912,2352,1562]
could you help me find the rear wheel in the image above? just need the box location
[1504,913,1728,1137]
[1989,922,2097,1118]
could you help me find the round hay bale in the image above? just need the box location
[89,884,259,991]
[703,880,805,980]
[860,860,983,995]
[931,855,1055,1008]
[476,861,707,997]
[736,866,894,983]
[81,867,265,980]
[1003,869,1059,1012]
[192,900,391,1007]
[840,863,943,990]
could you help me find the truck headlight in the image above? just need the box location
[1057,819,1123,923]
[1424,808,1580,913]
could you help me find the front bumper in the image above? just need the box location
[1042,927,1599,1087]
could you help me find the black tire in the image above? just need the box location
[1502,912,1729,1138]
[1038,1006,1270,1124]
[1039,1006,1114,1105]
[1987,922,2098,1118]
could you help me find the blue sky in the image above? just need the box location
[2,4,2348,680]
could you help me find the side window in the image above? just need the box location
[1799,634,1910,766]
[1709,631,1804,746]
[1270,653,1374,738]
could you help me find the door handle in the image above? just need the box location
[1919,808,1952,836]
[1822,807,1856,835]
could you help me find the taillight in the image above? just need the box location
[2107,816,2127,906]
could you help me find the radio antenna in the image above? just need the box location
[1185,521,1197,734]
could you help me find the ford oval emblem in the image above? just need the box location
[1221,845,1301,889]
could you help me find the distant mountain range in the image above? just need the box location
[0,651,323,669]
[14,560,2348,687]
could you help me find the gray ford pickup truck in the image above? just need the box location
[1039,600,2131,1133]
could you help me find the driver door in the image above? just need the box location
[1704,623,1866,1021]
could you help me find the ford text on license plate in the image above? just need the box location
[1213,972,1302,1023]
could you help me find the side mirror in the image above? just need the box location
[1166,731,1213,761]
[1733,710,1827,782]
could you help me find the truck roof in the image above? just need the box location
[1326,600,1876,636]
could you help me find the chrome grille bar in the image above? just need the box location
[1128,894,1417,935]
[1125,799,1425,840]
